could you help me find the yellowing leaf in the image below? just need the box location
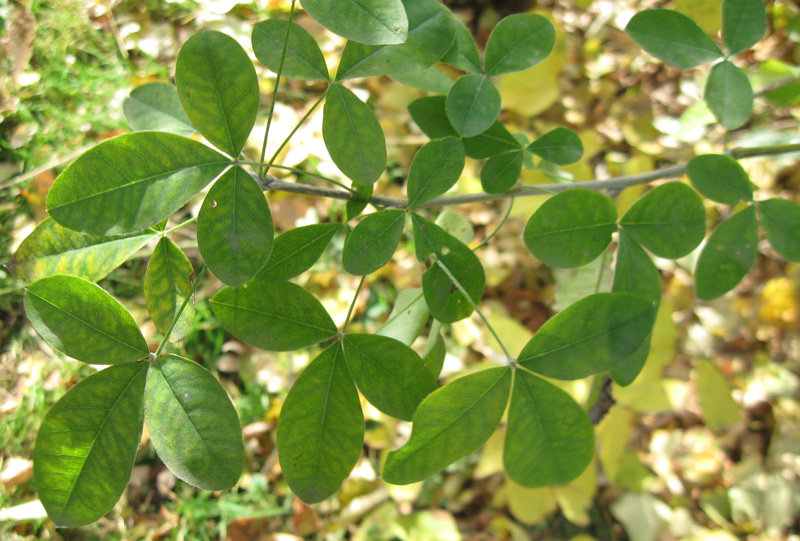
[614,378,687,413]
[475,427,505,479]
[597,405,636,483]
[694,360,743,432]
[758,277,799,328]
[505,476,558,525]
[553,458,597,526]
[675,0,723,36]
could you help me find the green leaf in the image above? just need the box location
[47,132,228,236]
[523,189,617,268]
[619,182,706,259]
[144,237,195,342]
[528,127,583,166]
[695,205,758,300]
[9,218,156,283]
[211,281,338,351]
[463,121,523,159]
[342,333,437,421]
[625,9,724,69]
[299,0,408,45]
[441,16,481,74]
[145,355,243,490]
[723,0,767,55]
[252,19,329,81]
[758,198,800,262]
[382,367,512,484]
[278,344,364,503]
[256,223,341,282]
[389,65,454,94]
[412,214,485,323]
[408,137,465,207]
[686,154,753,205]
[335,0,455,80]
[421,322,446,378]
[346,184,374,221]
[342,209,405,275]
[176,31,259,157]
[610,336,652,388]
[197,166,274,286]
[504,370,594,487]
[446,75,501,137]
[705,60,754,130]
[34,363,147,527]
[408,96,458,139]
[480,150,523,194]
[323,84,387,185]
[765,80,800,106]
[122,82,195,137]
[484,13,555,76]
[25,275,149,365]
[518,292,655,380]
[376,288,429,346]
[435,209,474,245]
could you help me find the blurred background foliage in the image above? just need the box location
[1,0,800,539]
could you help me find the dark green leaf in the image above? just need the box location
[252,20,329,81]
[412,214,485,323]
[335,0,455,80]
[9,218,156,283]
[197,166,274,286]
[382,367,512,484]
[176,31,259,157]
[518,292,655,380]
[34,363,147,527]
[323,84,387,185]
[47,132,228,236]
[723,0,767,55]
[611,335,651,387]
[408,96,458,139]
[758,198,800,262]
[211,281,338,351]
[299,0,408,45]
[421,321,446,378]
[625,9,724,69]
[278,344,363,503]
[705,60,754,130]
[480,150,523,194]
[342,209,405,275]
[446,75,501,137]
[504,370,594,487]
[342,333,437,421]
[346,184,373,221]
[376,288,429,346]
[256,223,341,282]
[523,189,617,268]
[145,355,243,490]
[484,13,555,76]
[463,121,523,159]
[144,237,195,342]
[122,82,194,137]
[619,182,706,259]
[686,154,753,205]
[528,127,583,166]
[695,205,758,300]
[389,65,454,94]
[25,275,149,364]
[408,137,465,207]
[440,16,481,74]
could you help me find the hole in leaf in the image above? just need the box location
[211,200,218,208]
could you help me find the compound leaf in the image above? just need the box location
[484,13,555,76]
[47,132,228,236]
[686,154,753,205]
[758,198,800,262]
[197,166,274,286]
[376,288,429,346]
[256,223,341,282]
[123,82,194,137]
[278,344,364,503]
[625,9,723,69]
[504,370,594,487]
[342,333,437,421]
[25,275,149,365]
[619,182,706,259]
[382,367,512,484]
[145,355,243,490]
[705,60,754,130]
[176,31,259,157]
[463,121,523,159]
[252,19,329,81]
[300,0,408,45]
[34,362,147,528]
[421,322,446,378]
[323,84,386,185]
[519,292,655,380]
[528,127,583,166]
[342,209,405,275]
[211,281,338,351]
[346,184,374,221]
[480,150,523,194]
[441,16,481,74]
[446,74,501,137]
[10,218,156,283]
[408,95,458,139]
[695,205,758,300]
[407,137,465,207]
[523,189,617,268]
[723,0,767,56]
[144,237,195,342]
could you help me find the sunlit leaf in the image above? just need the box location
[484,13,555,76]
[446,74,501,138]
[144,238,195,342]
[252,19,329,81]
[528,127,583,166]
[723,0,767,55]
[758,198,800,262]
[342,209,405,275]
[123,82,194,137]
[695,360,743,432]
[705,60,754,130]
[686,154,753,205]
[256,223,341,282]
[300,0,408,45]
[625,9,723,69]
[481,151,523,194]
[407,137,465,207]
